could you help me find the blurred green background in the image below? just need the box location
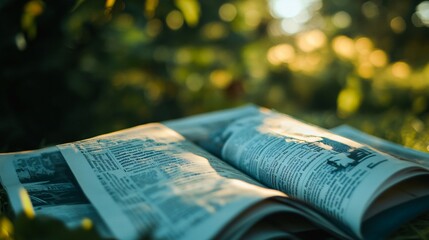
[1,0,429,152]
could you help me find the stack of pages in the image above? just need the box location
[1,105,428,239]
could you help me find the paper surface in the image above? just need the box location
[215,113,427,237]
[331,125,429,168]
[1,106,428,239]
[0,147,112,237]
[59,123,284,240]
[165,104,265,156]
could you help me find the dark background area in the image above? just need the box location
[1,0,429,152]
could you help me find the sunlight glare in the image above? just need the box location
[269,0,321,35]
[270,0,304,18]
[416,1,429,26]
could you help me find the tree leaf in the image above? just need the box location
[71,0,85,12]
[174,0,200,27]
[144,0,159,18]
[105,0,116,15]
[105,0,115,9]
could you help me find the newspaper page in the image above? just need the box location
[58,123,285,240]
[165,104,265,156]
[331,125,429,168]
[216,113,429,237]
[0,147,112,237]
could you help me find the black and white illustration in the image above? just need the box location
[283,133,375,171]
[13,150,89,207]
[321,138,374,170]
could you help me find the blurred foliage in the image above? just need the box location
[0,204,428,239]
[0,184,428,239]
[295,110,429,155]
[0,0,428,153]
[1,1,428,238]
[391,213,429,240]
[0,213,103,240]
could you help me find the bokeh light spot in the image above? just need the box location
[361,1,379,19]
[281,19,302,35]
[146,18,163,37]
[219,3,237,22]
[357,63,374,79]
[332,11,351,29]
[302,54,322,73]
[270,0,303,18]
[267,44,295,65]
[166,10,184,30]
[81,218,93,230]
[175,48,192,64]
[175,0,200,27]
[296,29,326,52]
[201,22,228,40]
[269,0,322,35]
[332,35,355,59]
[337,87,362,117]
[0,217,13,239]
[144,0,159,18]
[210,70,233,89]
[24,0,44,16]
[391,61,411,79]
[186,73,204,91]
[369,49,388,67]
[355,37,373,55]
[15,33,26,51]
[244,8,261,28]
[390,16,406,33]
[416,1,429,26]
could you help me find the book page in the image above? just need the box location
[216,113,428,237]
[0,147,112,238]
[59,123,285,240]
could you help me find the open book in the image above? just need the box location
[0,105,428,239]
